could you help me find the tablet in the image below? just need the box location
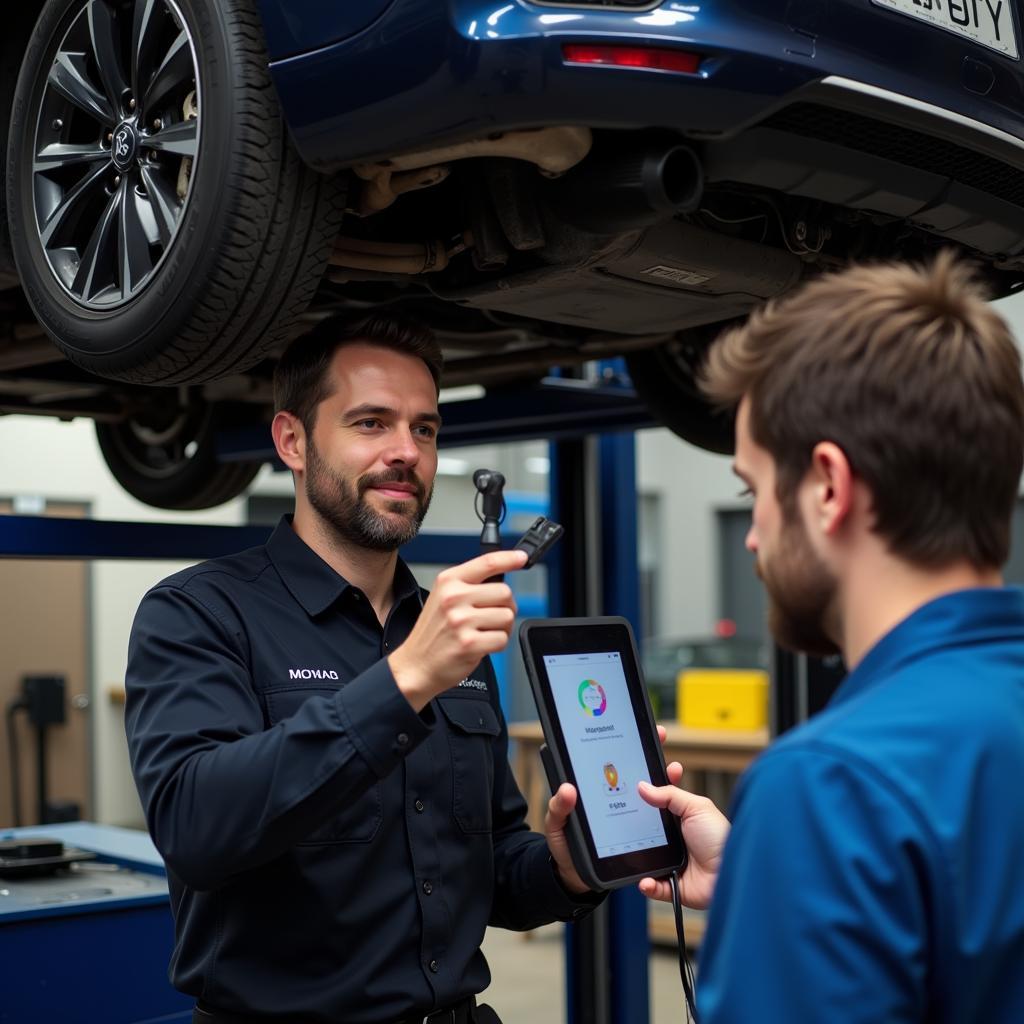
[519,616,687,890]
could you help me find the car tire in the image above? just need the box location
[7,0,343,384]
[95,400,263,510]
[626,328,736,455]
[0,3,44,283]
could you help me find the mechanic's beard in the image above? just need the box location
[305,441,433,553]
[758,516,841,658]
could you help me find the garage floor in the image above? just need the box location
[481,923,691,1023]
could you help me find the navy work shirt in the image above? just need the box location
[698,587,1024,1022]
[125,517,596,1023]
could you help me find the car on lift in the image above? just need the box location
[3,0,1024,508]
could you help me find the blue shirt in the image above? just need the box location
[698,587,1024,1023]
[125,517,597,1023]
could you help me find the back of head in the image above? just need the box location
[702,252,1024,570]
[273,313,444,433]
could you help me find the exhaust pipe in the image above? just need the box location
[550,142,704,234]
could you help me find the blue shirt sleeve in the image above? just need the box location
[697,744,934,1024]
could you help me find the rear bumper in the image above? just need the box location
[269,2,820,170]
[268,0,1024,258]
[269,0,1024,170]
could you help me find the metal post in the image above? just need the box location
[772,649,846,736]
[550,436,613,1024]
[599,431,651,1024]
[550,428,651,1024]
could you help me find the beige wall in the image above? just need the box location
[1,416,246,826]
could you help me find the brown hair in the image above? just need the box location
[702,251,1024,570]
[273,314,444,433]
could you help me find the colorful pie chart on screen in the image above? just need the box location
[578,679,607,716]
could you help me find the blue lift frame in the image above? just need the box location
[0,374,657,1024]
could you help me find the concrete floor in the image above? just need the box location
[480,922,693,1024]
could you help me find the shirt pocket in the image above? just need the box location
[437,696,502,835]
[264,684,383,845]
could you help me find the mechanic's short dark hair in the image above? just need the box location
[273,314,444,432]
[702,251,1024,571]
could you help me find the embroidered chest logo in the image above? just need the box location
[457,677,488,691]
[289,668,339,680]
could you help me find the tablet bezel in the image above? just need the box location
[520,616,686,887]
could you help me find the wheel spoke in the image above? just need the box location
[130,0,161,103]
[87,0,128,113]
[71,186,120,301]
[141,117,197,158]
[48,51,114,125]
[40,161,111,248]
[34,142,110,174]
[139,164,180,246]
[143,30,191,114]
[118,177,154,296]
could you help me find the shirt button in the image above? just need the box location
[429,959,440,974]
[414,799,425,813]
[397,733,409,747]
[422,881,433,895]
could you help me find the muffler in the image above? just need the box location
[549,140,704,233]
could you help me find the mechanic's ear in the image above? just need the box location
[809,441,853,536]
[272,411,306,474]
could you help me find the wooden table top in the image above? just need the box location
[508,719,770,751]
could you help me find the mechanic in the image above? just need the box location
[639,253,1024,1022]
[124,315,602,1024]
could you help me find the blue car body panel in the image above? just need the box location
[261,0,1024,176]
[253,0,397,62]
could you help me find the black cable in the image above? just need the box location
[472,489,507,528]
[670,868,699,1023]
[5,698,27,827]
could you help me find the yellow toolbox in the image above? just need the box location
[677,669,769,730]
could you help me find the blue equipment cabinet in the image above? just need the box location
[0,823,192,1024]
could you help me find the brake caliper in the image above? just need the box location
[177,90,198,200]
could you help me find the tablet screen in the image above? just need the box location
[544,650,668,859]
[521,616,685,887]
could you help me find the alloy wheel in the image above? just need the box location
[32,0,201,308]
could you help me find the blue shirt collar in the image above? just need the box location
[829,586,1024,709]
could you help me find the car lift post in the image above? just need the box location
[550,427,651,1024]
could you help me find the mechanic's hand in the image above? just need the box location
[637,771,730,911]
[545,783,589,894]
[388,549,528,711]
[546,726,683,896]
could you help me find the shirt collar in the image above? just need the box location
[266,515,422,618]
[830,585,1024,709]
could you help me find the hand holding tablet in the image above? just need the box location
[519,617,688,890]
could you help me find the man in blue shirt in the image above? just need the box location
[125,316,601,1024]
[639,253,1024,1022]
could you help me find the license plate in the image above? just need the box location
[871,0,1018,60]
